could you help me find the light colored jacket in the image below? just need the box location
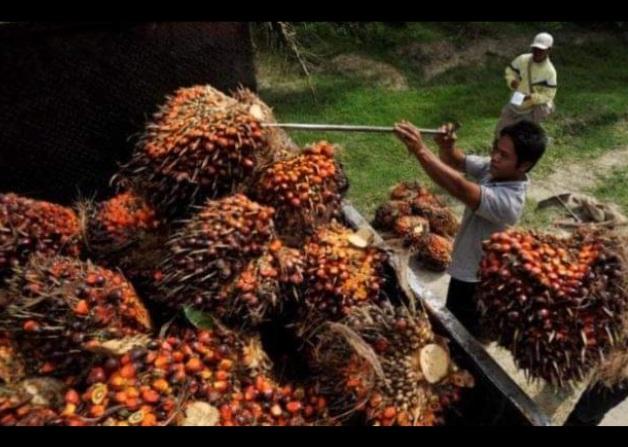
[505,53,557,113]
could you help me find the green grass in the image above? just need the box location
[255,23,628,223]
[592,166,628,215]
[518,198,565,231]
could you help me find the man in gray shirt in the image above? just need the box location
[394,120,547,338]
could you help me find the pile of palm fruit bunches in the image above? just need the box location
[0,85,476,426]
[372,181,459,272]
[475,228,628,388]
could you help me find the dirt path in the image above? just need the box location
[528,146,628,203]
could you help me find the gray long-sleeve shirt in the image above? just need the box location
[447,155,529,282]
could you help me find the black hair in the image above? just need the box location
[500,120,547,172]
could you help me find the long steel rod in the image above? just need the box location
[262,123,446,135]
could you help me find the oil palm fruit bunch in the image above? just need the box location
[0,255,152,377]
[390,181,445,212]
[250,141,348,245]
[52,346,331,426]
[410,233,454,272]
[54,326,273,427]
[231,87,300,160]
[475,228,628,386]
[217,239,305,325]
[372,181,457,272]
[372,200,413,233]
[373,181,459,239]
[113,85,269,217]
[156,194,276,311]
[389,181,433,202]
[393,215,430,241]
[389,216,452,273]
[312,303,474,426]
[0,193,82,284]
[301,222,389,324]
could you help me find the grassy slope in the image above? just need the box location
[254,23,628,222]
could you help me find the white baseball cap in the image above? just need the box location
[531,32,554,50]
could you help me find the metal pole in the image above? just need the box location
[262,123,446,135]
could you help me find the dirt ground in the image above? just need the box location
[528,146,628,203]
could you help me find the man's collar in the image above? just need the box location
[487,173,529,185]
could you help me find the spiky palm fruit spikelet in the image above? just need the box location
[231,88,300,161]
[0,255,152,377]
[301,222,389,323]
[250,142,348,245]
[372,200,413,232]
[0,194,82,284]
[78,190,169,304]
[475,228,628,387]
[156,194,276,311]
[408,233,453,273]
[593,313,628,388]
[217,239,304,325]
[79,190,162,256]
[312,303,474,426]
[113,85,269,217]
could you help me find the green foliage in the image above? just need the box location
[255,23,628,225]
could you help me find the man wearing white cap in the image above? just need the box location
[495,32,557,137]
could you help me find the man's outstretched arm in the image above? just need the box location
[395,121,481,210]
